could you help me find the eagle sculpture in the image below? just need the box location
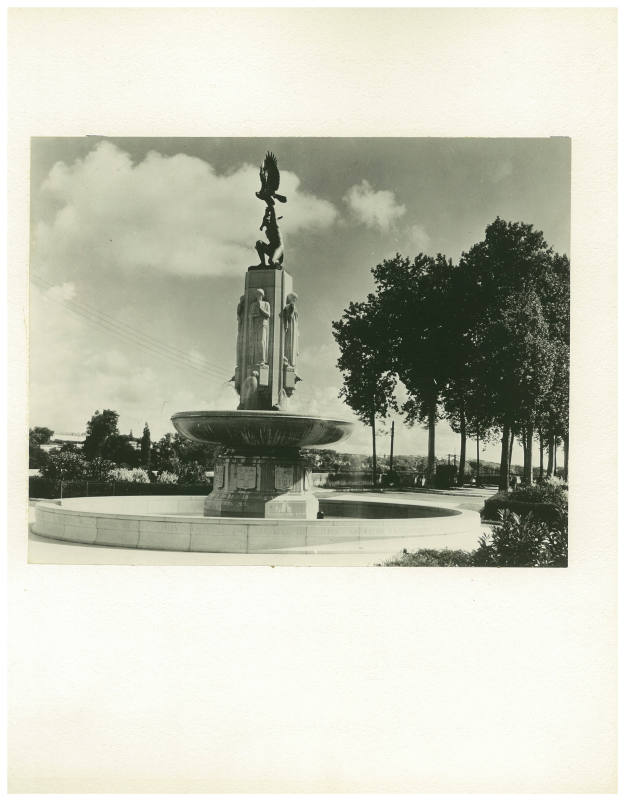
[256,151,287,205]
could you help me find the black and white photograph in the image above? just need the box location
[7,8,617,796]
[28,136,571,567]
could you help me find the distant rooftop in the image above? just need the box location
[51,432,86,441]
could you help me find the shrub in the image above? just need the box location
[108,467,150,483]
[85,457,117,481]
[29,443,49,470]
[39,451,88,482]
[177,461,211,484]
[156,471,178,484]
[512,480,568,506]
[385,489,567,568]
[481,487,566,525]
[28,477,214,499]
[382,548,474,567]
[472,510,567,567]
[29,475,57,498]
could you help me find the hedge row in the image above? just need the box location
[480,492,564,524]
[29,476,213,499]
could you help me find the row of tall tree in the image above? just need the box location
[332,218,569,490]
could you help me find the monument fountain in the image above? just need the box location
[32,152,481,562]
[172,152,353,519]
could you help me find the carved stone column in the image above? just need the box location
[235,268,300,410]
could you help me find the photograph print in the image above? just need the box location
[29,136,570,566]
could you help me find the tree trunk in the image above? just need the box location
[427,405,436,482]
[546,434,554,477]
[476,428,480,485]
[371,412,377,488]
[563,433,569,482]
[508,424,514,479]
[523,422,534,485]
[553,439,557,476]
[539,429,544,480]
[499,422,510,491]
[458,408,466,485]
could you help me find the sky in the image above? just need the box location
[29,137,570,463]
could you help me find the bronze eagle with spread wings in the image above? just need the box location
[255,151,287,206]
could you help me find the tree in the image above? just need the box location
[83,409,119,460]
[479,289,556,489]
[332,298,398,486]
[459,219,565,490]
[371,253,455,479]
[150,432,218,477]
[536,253,570,480]
[101,434,141,467]
[29,427,54,469]
[141,423,151,470]
[29,426,54,446]
[151,433,179,474]
[39,451,88,482]
[306,449,341,471]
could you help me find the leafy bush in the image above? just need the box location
[39,451,88,482]
[108,467,150,483]
[512,480,568,506]
[29,443,49,469]
[472,510,567,567]
[29,477,214,499]
[382,548,474,567]
[177,461,211,484]
[156,471,178,484]
[481,485,566,525]
[385,494,567,568]
[84,457,117,481]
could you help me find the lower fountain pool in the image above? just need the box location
[32,493,482,555]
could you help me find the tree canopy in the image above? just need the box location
[83,409,120,459]
[332,217,569,489]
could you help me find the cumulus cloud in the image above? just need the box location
[343,179,406,232]
[33,141,337,280]
[29,281,230,438]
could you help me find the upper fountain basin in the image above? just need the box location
[171,410,354,449]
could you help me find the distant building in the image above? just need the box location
[41,432,86,453]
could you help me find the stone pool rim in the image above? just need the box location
[32,494,480,554]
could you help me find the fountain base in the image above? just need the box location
[204,450,318,519]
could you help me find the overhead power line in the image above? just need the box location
[31,271,231,378]
[31,272,233,384]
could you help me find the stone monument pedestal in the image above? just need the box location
[173,152,354,524]
[204,449,319,519]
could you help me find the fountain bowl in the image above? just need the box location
[171,410,354,450]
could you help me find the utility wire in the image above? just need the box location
[32,274,233,384]
[32,271,232,380]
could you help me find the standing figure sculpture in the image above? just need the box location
[254,152,286,269]
[234,294,245,393]
[239,369,259,410]
[250,288,271,365]
[283,292,299,368]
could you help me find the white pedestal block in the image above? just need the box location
[204,450,318,519]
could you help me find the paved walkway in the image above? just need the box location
[28,488,496,567]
